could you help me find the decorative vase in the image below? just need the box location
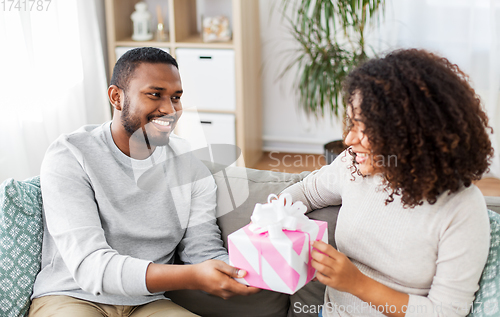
[324,140,347,165]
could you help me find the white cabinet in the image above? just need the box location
[175,48,238,166]
[176,112,237,165]
[176,48,236,111]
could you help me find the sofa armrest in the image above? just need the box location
[486,196,500,213]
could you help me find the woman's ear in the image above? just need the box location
[108,85,123,111]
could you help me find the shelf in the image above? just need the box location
[115,38,233,50]
[174,35,234,49]
[182,108,236,115]
[116,38,173,48]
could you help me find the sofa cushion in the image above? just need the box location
[165,289,291,317]
[204,162,311,247]
[0,177,43,317]
[485,196,500,213]
[467,209,500,316]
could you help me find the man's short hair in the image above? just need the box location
[110,47,178,91]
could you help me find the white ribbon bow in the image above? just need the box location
[249,193,312,238]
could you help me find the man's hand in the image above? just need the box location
[192,260,261,299]
[146,260,260,299]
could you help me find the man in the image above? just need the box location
[29,47,258,316]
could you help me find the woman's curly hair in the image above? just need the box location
[343,49,493,208]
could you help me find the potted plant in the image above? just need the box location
[278,0,385,163]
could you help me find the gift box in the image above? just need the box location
[228,194,328,294]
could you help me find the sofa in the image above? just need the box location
[1,162,500,317]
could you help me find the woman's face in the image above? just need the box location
[344,94,375,175]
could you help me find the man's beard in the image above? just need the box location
[121,93,172,148]
[121,93,141,136]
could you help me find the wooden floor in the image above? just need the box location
[253,152,326,174]
[254,152,500,197]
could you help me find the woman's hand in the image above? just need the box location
[311,241,409,317]
[311,240,366,294]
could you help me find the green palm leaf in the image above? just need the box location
[278,0,385,118]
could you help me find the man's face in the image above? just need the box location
[120,62,183,148]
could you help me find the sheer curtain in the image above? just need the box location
[369,0,500,177]
[0,0,110,182]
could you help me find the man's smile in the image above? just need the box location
[150,117,175,132]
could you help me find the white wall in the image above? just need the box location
[258,0,344,154]
[258,0,500,165]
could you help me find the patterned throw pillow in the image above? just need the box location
[0,177,43,317]
[468,210,500,317]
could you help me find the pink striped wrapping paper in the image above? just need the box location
[228,220,328,294]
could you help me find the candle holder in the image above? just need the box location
[131,2,153,41]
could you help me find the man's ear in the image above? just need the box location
[108,85,123,111]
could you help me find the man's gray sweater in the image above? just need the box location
[32,122,228,305]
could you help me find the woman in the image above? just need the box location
[282,49,493,317]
